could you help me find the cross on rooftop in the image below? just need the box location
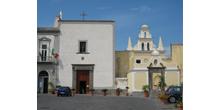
[80,11,87,20]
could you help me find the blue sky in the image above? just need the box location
[38,0,182,53]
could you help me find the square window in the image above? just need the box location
[136,59,141,64]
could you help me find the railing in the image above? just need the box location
[37,56,57,63]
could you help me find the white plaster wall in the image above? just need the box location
[58,22,115,88]
[115,78,128,89]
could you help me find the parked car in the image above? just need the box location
[57,87,72,96]
[165,86,182,103]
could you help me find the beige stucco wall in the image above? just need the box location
[134,72,146,91]
[171,44,183,66]
[115,51,130,77]
[171,44,183,82]
[162,44,183,82]
[127,72,132,92]
[165,71,179,86]
[132,52,152,68]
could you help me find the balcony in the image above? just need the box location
[37,56,58,64]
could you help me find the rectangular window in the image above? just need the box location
[136,59,141,64]
[42,45,47,49]
[41,44,48,61]
[79,41,87,53]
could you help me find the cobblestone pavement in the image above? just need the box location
[38,94,161,110]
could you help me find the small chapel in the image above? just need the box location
[115,25,183,93]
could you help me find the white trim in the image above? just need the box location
[115,77,128,80]
[177,71,180,86]
[165,71,167,80]
[130,72,146,92]
[166,66,178,70]
[132,89,143,92]
[130,68,148,72]
[145,71,148,85]
[132,68,148,70]
[131,66,178,71]
[132,72,135,91]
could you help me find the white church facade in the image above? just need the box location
[37,15,115,94]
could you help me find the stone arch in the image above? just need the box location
[38,71,49,93]
[147,43,150,51]
[141,43,144,51]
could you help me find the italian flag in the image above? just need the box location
[52,48,59,59]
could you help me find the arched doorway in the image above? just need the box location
[148,66,166,91]
[38,71,49,93]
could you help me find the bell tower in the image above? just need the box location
[139,24,152,38]
[133,24,154,51]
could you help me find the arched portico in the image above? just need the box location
[147,63,166,91]
[38,71,49,93]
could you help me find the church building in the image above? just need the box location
[38,14,115,94]
[115,25,183,93]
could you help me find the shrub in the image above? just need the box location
[158,76,167,91]
[159,92,168,100]
[142,85,149,91]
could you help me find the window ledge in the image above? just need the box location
[76,52,90,54]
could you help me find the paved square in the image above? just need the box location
[38,94,161,110]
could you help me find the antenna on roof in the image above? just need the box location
[80,11,87,20]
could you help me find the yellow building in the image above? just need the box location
[115,25,183,93]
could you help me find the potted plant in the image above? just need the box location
[89,88,95,96]
[175,99,183,110]
[116,88,121,96]
[102,89,108,96]
[71,88,75,96]
[142,85,149,97]
[125,86,129,96]
[158,92,169,104]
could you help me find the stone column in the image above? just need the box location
[72,70,76,89]
[148,69,152,90]
[89,70,93,89]
[161,68,165,91]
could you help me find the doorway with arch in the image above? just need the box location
[38,71,49,93]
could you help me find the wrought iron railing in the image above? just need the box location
[37,56,57,63]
